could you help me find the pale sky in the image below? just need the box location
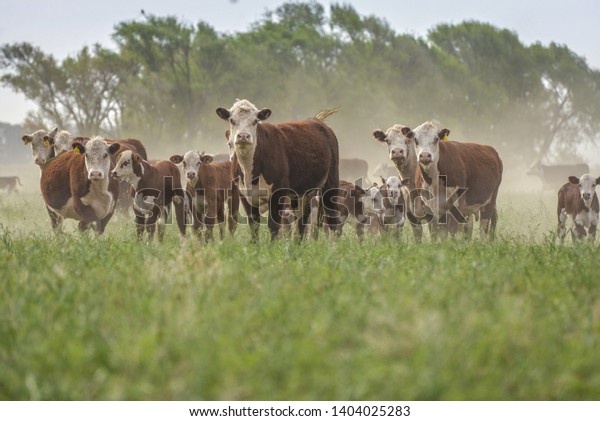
[1,0,598,125]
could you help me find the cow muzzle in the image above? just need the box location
[186,172,197,181]
[235,132,252,145]
[583,193,591,200]
[35,157,46,165]
[89,171,104,180]
[419,152,432,165]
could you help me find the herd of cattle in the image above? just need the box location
[11,99,600,242]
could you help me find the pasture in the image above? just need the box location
[1,170,599,400]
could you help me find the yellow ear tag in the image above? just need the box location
[43,139,51,147]
[443,133,449,142]
[73,147,81,154]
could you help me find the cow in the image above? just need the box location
[22,128,57,167]
[557,174,600,242]
[111,150,186,241]
[216,99,340,241]
[169,151,239,240]
[379,175,411,236]
[528,160,590,191]
[0,176,22,193]
[410,121,503,239]
[339,158,369,185]
[372,124,426,240]
[39,137,121,234]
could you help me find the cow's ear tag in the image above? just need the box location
[73,147,80,154]
[43,139,51,147]
[443,133,449,142]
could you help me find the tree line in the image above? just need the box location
[2,1,599,165]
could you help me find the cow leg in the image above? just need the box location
[217,202,226,240]
[172,196,186,240]
[322,185,341,238]
[228,185,239,236]
[267,190,286,241]
[557,208,568,242]
[133,210,146,240]
[156,206,169,242]
[97,211,116,234]
[46,206,64,234]
[573,222,587,240]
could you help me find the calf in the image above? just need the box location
[216,99,340,240]
[112,150,186,241]
[379,176,411,236]
[169,151,239,240]
[39,137,121,233]
[557,174,600,241]
[0,176,22,193]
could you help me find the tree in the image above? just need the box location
[0,43,123,135]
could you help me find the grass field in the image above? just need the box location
[1,178,600,400]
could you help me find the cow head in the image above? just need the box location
[50,130,75,156]
[372,124,415,165]
[413,122,449,171]
[384,176,411,207]
[216,99,271,158]
[73,137,120,181]
[569,174,600,207]
[111,149,143,181]
[360,184,385,216]
[22,127,57,166]
[169,150,213,185]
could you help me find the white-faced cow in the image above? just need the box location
[216,99,340,240]
[410,122,503,239]
[169,151,239,240]
[372,124,425,240]
[40,137,121,233]
[379,175,411,236]
[112,150,186,241]
[557,174,600,241]
[22,128,58,167]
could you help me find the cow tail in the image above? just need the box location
[314,107,340,122]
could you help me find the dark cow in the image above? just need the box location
[170,151,239,240]
[557,174,600,241]
[112,150,186,241]
[339,158,369,184]
[39,137,121,233]
[528,160,590,191]
[411,122,503,239]
[0,176,22,193]
[216,99,340,240]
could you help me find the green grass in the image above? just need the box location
[1,187,599,400]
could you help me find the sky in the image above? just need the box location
[1,0,599,125]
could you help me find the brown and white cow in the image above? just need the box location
[169,151,239,240]
[411,122,503,238]
[557,174,600,241]
[372,124,426,240]
[216,99,340,240]
[0,176,22,193]
[22,128,57,167]
[112,150,186,241]
[379,175,411,236]
[39,137,121,233]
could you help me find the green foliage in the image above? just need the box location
[0,189,599,400]
[2,2,600,162]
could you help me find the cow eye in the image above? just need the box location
[252,119,258,126]
[229,118,236,125]
[414,138,419,145]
